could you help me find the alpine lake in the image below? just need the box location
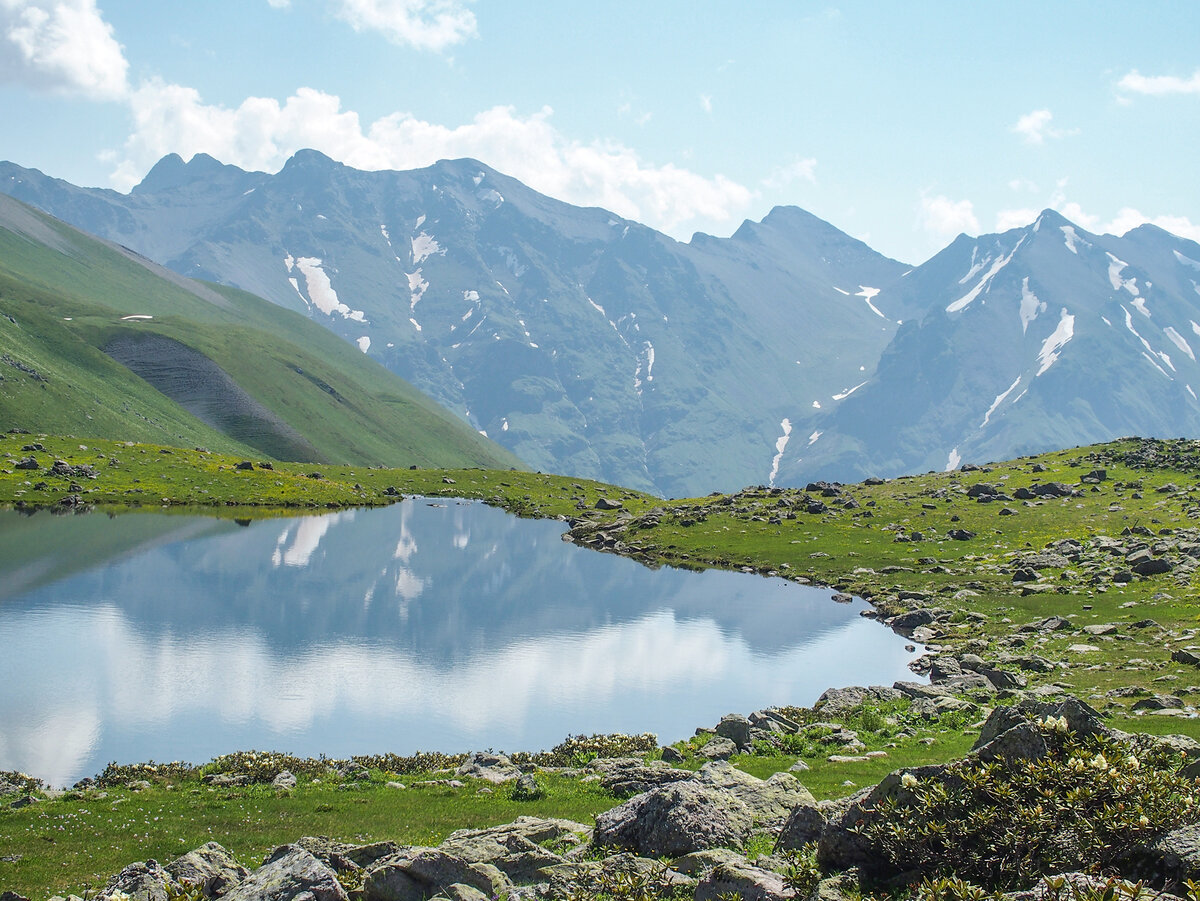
[0,499,923,787]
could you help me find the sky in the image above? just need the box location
[0,0,1198,265]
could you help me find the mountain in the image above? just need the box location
[0,192,524,471]
[0,152,911,496]
[777,209,1200,482]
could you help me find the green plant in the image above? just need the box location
[781,844,822,898]
[857,728,1200,890]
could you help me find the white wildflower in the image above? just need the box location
[901,772,919,789]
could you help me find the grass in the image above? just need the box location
[3,433,1200,897]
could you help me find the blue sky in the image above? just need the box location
[1,0,1198,263]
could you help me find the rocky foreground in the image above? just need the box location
[8,695,1200,901]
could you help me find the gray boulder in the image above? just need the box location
[590,757,692,797]
[1124,823,1200,887]
[166,843,250,897]
[715,714,752,751]
[97,860,180,901]
[693,854,792,901]
[774,803,828,852]
[696,760,815,831]
[454,752,521,784]
[222,847,346,901]
[699,736,737,760]
[593,780,754,857]
[438,819,579,884]
[364,850,508,901]
[271,771,297,791]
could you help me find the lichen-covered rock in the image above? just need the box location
[715,714,752,751]
[438,819,577,884]
[223,846,346,901]
[696,761,815,831]
[589,757,692,797]
[166,843,249,897]
[365,849,509,901]
[693,854,792,901]
[1123,823,1200,887]
[774,803,828,852]
[97,860,181,901]
[593,780,753,857]
[454,752,521,784]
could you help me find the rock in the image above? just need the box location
[430,885,487,901]
[948,529,976,541]
[0,892,31,901]
[1134,558,1174,576]
[271,771,297,791]
[594,497,623,510]
[235,461,254,471]
[510,773,543,800]
[590,758,693,797]
[700,736,737,760]
[814,685,903,716]
[13,456,38,470]
[888,609,936,634]
[715,713,752,751]
[696,761,815,831]
[593,780,754,857]
[693,854,792,901]
[1082,624,1119,636]
[439,817,590,883]
[97,860,181,901]
[1173,649,1200,666]
[1124,823,1200,886]
[225,847,347,901]
[455,752,521,784]
[660,746,684,764]
[166,843,250,897]
[775,803,828,852]
[1132,695,1184,712]
[365,849,508,901]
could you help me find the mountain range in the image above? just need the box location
[3,152,1199,494]
[0,191,521,472]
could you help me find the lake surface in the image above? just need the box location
[0,500,922,786]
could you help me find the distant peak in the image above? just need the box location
[282,148,339,171]
[131,153,187,194]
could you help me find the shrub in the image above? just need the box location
[857,727,1200,889]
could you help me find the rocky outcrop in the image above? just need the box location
[593,780,754,857]
[224,847,346,901]
[165,842,250,897]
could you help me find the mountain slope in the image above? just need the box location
[780,209,1200,481]
[0,153,910,495]
[0,193,524,470]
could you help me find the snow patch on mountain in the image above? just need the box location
[293,256,366,321]
[768,418,792,487]
[411,232,444,265]
[833,381,868,401]
[479,188,504,205]
[958,246,990,284]
[981,375,1023,428]
[1174,250,1200,271]
[946,447,961,472]
[808,430,823,446]
[1192,320,1200,338]
[1189,385,1198,400]
[1142,352,1173,379]
[1060,225,1088,254]
[1131,297,1151,317]
[464,290,479,303]
[407,270,428,310]
[409,318,422,332]
[1107,253,1140,296]
[356,336,370,352]
[856,286,886,319]
[833,286,850,295]
[1164,326,1195,361]
[634,341,656,395]
[498,246,527,277]
[1019,277,1045,333]
[1036,308,1075,376]
[947,237,1025,313]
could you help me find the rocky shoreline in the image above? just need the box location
[6,692,1200,901]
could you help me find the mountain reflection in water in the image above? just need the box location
[0,500,921,786]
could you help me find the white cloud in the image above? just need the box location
[109,85,755,237]
[995,208,1038,232]
[266,0,291,7]
[1101,207,1200,243]
[919,194,980,239]
[331,0,476,51]
[763,157,817,188]
[1012,108,1077,144]
[699,94,712,114]
[1118,69,1200,96]
[0,0,127,99]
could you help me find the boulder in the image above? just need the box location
[364,850,508,901]
[224,847,346,901]
[1123,824,1200,887]
[271,771,297,791]
[593,780,754,857]
[715,714,752,750]
[590,758,692,797]
[166,843,250,897]
[693,854,792,901]
[774,803,828,852]
[510,773,543,800]
[455,752,521,784]
[439,817,589,883]
[696,761,815,830]
[699,736,737,760]
[97,860,180,901]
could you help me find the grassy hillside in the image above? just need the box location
[0,194,523,470]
